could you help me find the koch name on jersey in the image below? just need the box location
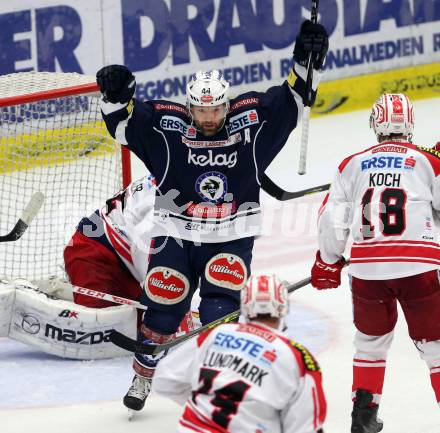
[311,93,440,433]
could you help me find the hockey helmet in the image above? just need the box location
[241,275,289,320]
[186,70,230,109]
[369,93,414,140]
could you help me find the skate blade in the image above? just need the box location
[127,409,135,421]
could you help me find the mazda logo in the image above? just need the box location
[22,314,40,334]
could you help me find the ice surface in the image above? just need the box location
[2,98,440,432]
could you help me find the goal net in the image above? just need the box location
[0,71,131,280]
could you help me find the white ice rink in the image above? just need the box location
[2,97,440,433]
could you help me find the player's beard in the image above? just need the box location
[190,103,228,137]
[198,119,223,136]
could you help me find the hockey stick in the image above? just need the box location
[0,192,45,242]
[261,175,330,201]
[298,0,320,175]
[109,275,312,356]
[70,284,149,311]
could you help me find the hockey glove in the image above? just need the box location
[96,64,136,104]
[293,20,329,70]
[311,251,345,289]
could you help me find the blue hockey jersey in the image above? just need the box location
[99,75,314,243]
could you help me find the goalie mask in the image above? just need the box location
[186,70,230,135]
[370,93,414,141]
[241,275,289,320]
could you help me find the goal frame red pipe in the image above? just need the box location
[0,82,132,188]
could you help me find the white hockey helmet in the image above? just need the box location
[186,70,230,108]
[369,93,414,140]
[241,275,289,320]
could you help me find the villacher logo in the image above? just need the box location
[205,253,247,290]
[146,266,190,305]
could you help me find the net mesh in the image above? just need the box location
[0,72,125,280]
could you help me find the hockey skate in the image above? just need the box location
[123,374,152,419]
[351,389,383,433]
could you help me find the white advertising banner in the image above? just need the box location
[0,0,104,75]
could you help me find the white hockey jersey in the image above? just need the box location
[99,175,156,283]
[319,141,440,279]
[153,321,326,433]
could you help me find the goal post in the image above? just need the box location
[0,71,131,280]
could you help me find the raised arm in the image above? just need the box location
[96,65,156,168]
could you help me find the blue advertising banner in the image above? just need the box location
[1,0,440,100]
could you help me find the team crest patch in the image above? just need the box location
[205,253,247,290]
[145,267,190,305]
[195,171,228,203]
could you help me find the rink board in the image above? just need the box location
[314,61,440,116]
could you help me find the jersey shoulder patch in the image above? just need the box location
[153,101,188,116]
[416,145,440,159]
[286,339,321,372]
[229,94,260,113]
[415,145,440,176]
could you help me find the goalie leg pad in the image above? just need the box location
[3,281,137,359]
[0,283,15,337]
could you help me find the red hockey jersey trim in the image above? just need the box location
[102,215,133,264]
[338,141,440,176]
[351,240,440,265]
[196,328,216,347]
[338,144,381,173]
[180,403,228,433]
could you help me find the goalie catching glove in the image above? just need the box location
[96,64,136,104]
[311,251,346,289]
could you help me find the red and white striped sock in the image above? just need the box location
[352,358,386,405]
[429,365,440,407]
